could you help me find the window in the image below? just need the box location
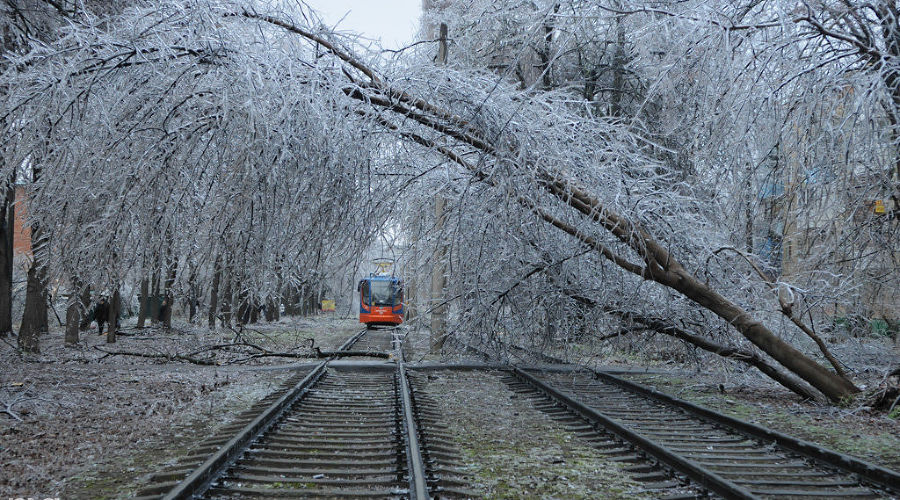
[370,281,393,306]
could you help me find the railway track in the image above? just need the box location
[138,327,473,499]
[350,326,399,354]
[447,336,900,498]
[510,368,900,499]
[136,328,899,499]
[208,365,405,497]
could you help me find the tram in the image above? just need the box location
[358,274,404,328]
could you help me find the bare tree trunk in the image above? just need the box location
[405,280,417,321]
[162,242,177,329]
[264,297,277,322]
[220,271,232,328]
[237,288,250,326]
[285,284,299,315]
[65,299,80,346]
[293,285,301,316]
[137,277,149,328]
[208,254,221,328]
[64,278,85,345]
[307,285,320,315]
[187,266,198,324]
[537,5,558,90]
[0,180,14,337]
[188,284,198,324]
[79,286,91,331]
[150,270,160,324]
[610,6,626,118]
[106,288,120,343]
[19,169,48,351]
[541,200,860,402]
[18,259,48,353]
[604,307,820,400]
[250,299,259,324]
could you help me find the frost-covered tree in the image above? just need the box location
[1,0,894,402]
[2,0,139,348]
[414,0,898,398]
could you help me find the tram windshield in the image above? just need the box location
[369,280,401,306]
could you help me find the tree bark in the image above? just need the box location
[610,6,626,118]
[545,198,860,402]
[106,288,120,343]
[249,299,259,324]
[265,297,278,322]
[208,254,221,328]
[18,260,48,353]
[537,5,559,90]
[65,296,80,346]
[656,264,859,401]
[137,277,149,328]
[0,180,14,337]
[163,248,177,329]
[220,272,232,328]
[79,286,91,331]
[236,288,250,326]
[188,272,198,324]
[431,196,448,352]
[430,24,449,352]
[150,270,160,324]
[19,165,48,350]
[64,278,85,345]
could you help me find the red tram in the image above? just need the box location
[358,275,404,327]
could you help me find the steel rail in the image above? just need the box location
[337,327,369,351]
[399,362,430,500]
[513,367,759,500]
[592,369,900,495]
[393,325,429,499]
[161,327,370,500]
[486,336,900,495]
[161,362,327,500]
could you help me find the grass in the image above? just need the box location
[434,373,654,500]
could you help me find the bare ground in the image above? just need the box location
[416,370,655,499]
[0,314,361,499]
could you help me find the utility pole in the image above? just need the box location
[430,23,449,353]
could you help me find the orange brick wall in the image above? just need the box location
[13,186,31,257]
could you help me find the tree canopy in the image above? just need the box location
[1,0,897,402]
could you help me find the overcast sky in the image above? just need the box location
[303,0,423,50]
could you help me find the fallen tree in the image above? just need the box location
[93,341,389,366]
[236,10,859,403]
[599,307,821,401]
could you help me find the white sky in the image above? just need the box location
[302,0,423,50]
